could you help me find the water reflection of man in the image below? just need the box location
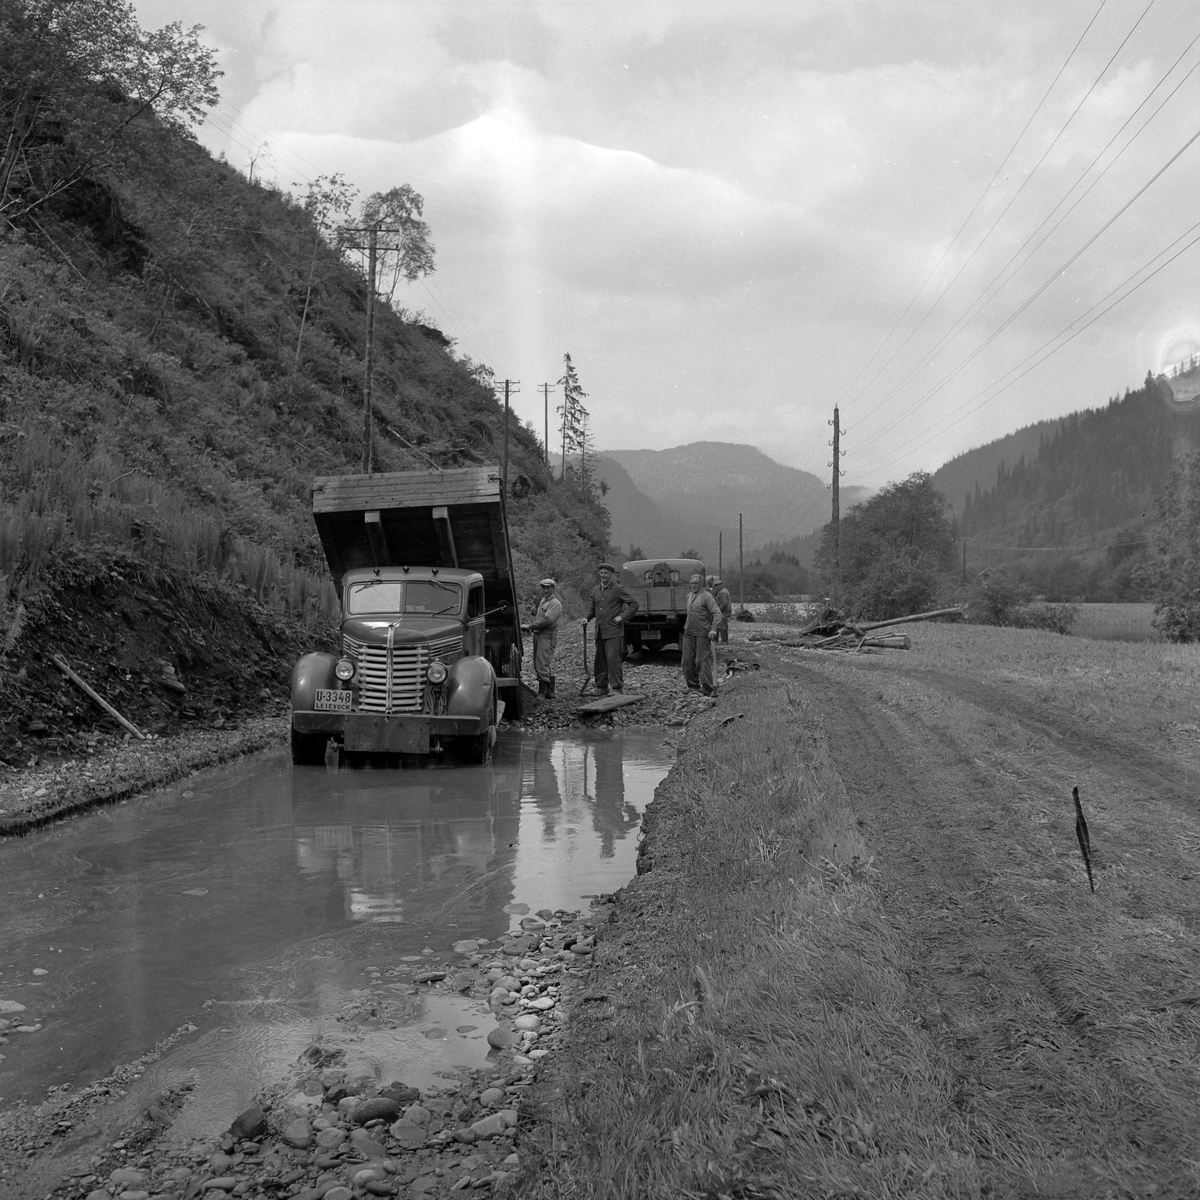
[587,737,640,859]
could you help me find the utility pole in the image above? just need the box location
[718,530,723,579]
[962,537,967,584]
[362,227,377,474]
[738,513,744,608]
[540,383,556,465]
[829,405,845,583]
[342,223,405,475]
[498,380,520,492]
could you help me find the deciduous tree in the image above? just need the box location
[0,0,220,222]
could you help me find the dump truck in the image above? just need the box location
[619,557,706,655]
[290,466,523,766]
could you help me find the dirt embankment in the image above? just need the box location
[522,628,1200,1198]
[0,552,328,834]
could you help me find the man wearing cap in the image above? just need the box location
[710,576,732,643]
[524,578,563,699]
[682,574,721,695]
[582,563,639,695]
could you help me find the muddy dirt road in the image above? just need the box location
[790,645,1200,1197]
[0,729,673,1198]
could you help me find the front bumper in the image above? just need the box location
[292,711,487,754]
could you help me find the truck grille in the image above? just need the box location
[343,633,463,713]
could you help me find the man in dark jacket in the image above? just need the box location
[582,563,639,694]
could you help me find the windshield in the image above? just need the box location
[346,579,462,616]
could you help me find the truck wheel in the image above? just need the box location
[291,726,327,766]
[460,690,497,765]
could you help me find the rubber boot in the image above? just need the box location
[547,676,556,700]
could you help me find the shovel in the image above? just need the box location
[579,620,592,696]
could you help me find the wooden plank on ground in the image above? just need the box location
[577,693,644,714]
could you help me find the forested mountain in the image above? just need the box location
[940,376,1200,599]
[959,377,1199,544]
[601,442,869,557]
[931,418,1063,518]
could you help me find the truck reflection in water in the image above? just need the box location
[289,732,668,928]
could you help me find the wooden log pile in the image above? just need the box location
[747,606,965,652]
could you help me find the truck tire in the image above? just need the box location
[459,689,496,765]
[291,725,327,766]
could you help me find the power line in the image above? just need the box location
[849,26,1200,438]
[854,213,1200,475]
[832,0,1112,413]
[845,0,1157,427]
[853,119,1200,462]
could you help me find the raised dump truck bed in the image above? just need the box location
[311,467,522,668]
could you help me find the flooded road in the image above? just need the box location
[0,730,671,1138]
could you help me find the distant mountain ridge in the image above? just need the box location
[597,442,869,564]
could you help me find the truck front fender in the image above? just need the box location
[291,652,339,710]
[445,656,496,722]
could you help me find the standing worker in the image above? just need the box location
[524,578,563,699]
[682,574,721,695]
[709,575,732,643]
[582,563,638,695]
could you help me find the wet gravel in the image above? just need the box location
[16,905,617,1200]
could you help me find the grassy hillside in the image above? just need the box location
[0,61,608,759]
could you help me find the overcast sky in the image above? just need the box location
[138,0,1200,487]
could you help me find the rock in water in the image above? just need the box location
[230,1105,268,1140]
[486,1026,516,1050]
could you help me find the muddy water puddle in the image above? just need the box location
[0,730,671,1133]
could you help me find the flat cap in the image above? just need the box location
[539,578,557,587]
[597,562,618,572]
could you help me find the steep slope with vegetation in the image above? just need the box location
[956,377,1200,600]
[0,0,608,765]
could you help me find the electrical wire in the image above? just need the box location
[844,0,1157,427]
[852,120,1200,463]
[830,0,1112,414]
[849,28,1200,438]
[854,216,1200,476]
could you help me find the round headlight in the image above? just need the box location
[334,658,356,681]
[427,660,448,685]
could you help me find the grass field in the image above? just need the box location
[1071,602,1158,642]
[523,624,1200,1198]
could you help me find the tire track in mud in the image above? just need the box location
[791,661,1200,1199]
[904,665,1195,815]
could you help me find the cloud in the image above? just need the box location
[133,0,1200,486]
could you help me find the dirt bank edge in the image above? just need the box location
[0,716,288,838]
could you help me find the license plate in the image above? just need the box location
[315,688,352,712]
[640,629,662,640]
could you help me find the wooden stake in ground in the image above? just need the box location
[1073,785,1095,893]
[51,654,145,740]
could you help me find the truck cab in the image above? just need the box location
[290,467,523,766]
